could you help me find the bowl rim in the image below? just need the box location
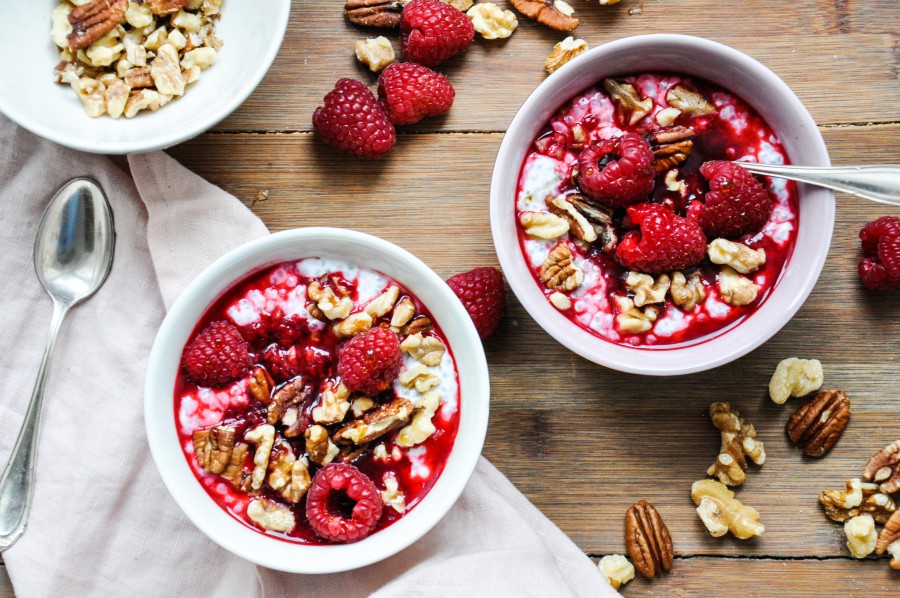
[0,0,291,154]
[490,33,835,376]
[144,227,490,573]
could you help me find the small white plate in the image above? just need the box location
[0,1,290,154]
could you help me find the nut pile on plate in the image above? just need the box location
[50,0,223,118]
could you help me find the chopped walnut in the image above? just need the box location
[373,443,390,462]
[403,315,433,336]
[691,479,764,539]
[398,364,441,394]
[614,296,658,334]
[71,77,107,117]
[666,86,716,116]
[443,0,474,9]
[305,425,340,466]
[717,266,758,306]
[845,514,877,558]
[655,107,681,127]
[768,358,823,404]
[547,196,597,243]
[150,43,185,96]
[545,36,588,74]
[312,381,351,425]
[708,238,766,274]
[625,272,670,308]
[244,424,276,492]
[400,333,446,367]
[266,441,307,502]
[355,36,396,72]
[396,390,441,447]
[549,291,571,311]
[603,78,653,126]
[308,281,354,321]
[332,312,374,338]
[519,211,569,240]
[467,3,518,39]
[365,285,400,318]
[820,479,896,524]
[664,169,686,195]
[669,270,705,311]
[104,78,130,118]
[597,555,635,591]
[390,297,416,331]
[541,243,584,291]
[381,473,407,513]
[350,396,376,418]
[334,397,414,445]
[246,497,295,533]
[707,403,766,487]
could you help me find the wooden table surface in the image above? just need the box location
[2,1,899,595]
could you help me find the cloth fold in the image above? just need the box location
[0,115,615,597]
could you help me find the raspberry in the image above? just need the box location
[696,161,773,237]
[337,328,402,395]
[377,62,455,125]
[305,463,383,543]
[263,345,302,382]
[615,203,708,274]
[858,216,900,291]
[400,0,474,67]
[312,78,396,158]
[576,134,655,208]
[302,346,333,380]
[271,313,309,346]
[446,267,506,339]
[183,320,252,387]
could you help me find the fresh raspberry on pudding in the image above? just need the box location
[377,62,455,125]
[312,78,396,158]
[616,203,708,274]
[695,161,773,237]
[306,463,384,543]
[576,134,655,208]
[446,267,506,339]
[858,215,900,291]
[400,0,474,67]
[183,320,252,387]
[337,327,403,395]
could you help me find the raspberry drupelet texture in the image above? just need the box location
[337,327,403,395]
[400,0,474,67]
[183,320,252,387]
[576,134,655,208]
[377,62,455,125]
[312,78,396,158]
[616,203,708,274]
[446,267,506,339]
[695,161,773,238]
[305,464,384,543]
[262,345,302,382]
[858,215,900,291]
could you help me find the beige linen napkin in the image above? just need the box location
[0,115,616,597]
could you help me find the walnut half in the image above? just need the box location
[706,402,765,487]
[820,479,896,524]
[545,37,588,74]
[691,479,764,539]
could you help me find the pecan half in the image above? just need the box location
[876,510,900,569]
[333,397,414,446]
[267,377,310,425]
[124,67,153,89]
[67,0,128,51]
[650,126,694,174]
[567,194,617,252]
[785,389,851,457]
[146,0,190,15]
[192,426,236,475]
[863,439,900,494]
[625,500,673,579]
[248,365,273,405]
[546,196,597,243]
[540,243,584,291]
[345,0,407,28]
[509,0,579,32]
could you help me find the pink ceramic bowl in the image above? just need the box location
[490,34,834,376]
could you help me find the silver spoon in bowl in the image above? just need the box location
[736,162,900,207]
[0,178,115,551]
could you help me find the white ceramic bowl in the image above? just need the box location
[0,1,290,154]
[145,228,490,573]
[490,34,834,376]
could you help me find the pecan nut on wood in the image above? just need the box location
[625,500,674,579]
[67,0,128,51]
[509,0,579,32]
[650,126,694,174]
[863,439,900,494]
[785,389,851,457]
[345,0,407,28]
[876,509,900,569]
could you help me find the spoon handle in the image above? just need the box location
[0,301,69,551]
[736,162,900,207]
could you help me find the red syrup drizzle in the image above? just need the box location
[173,260,461,544]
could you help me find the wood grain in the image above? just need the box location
[0,565,10,598]
[218,1,900,132]
[165,124,900,559]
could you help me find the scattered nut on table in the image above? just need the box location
[863,439,900,494]
[876,510,900,569]
[844,514,877,559]
[545,37,588,74]
[768,357,823,404]
[509,0,579,31]
[691,479,765,539]
[785,389,850,457]
[598,554,635,590]
[344,0,408,28]
[819,478,896,524]
[355,36,396,72]
[467,3,518,39]
[624,500,673,579]
[707,402,766,487]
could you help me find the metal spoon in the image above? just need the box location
[0,178,115,551]
[736,162,900,207]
